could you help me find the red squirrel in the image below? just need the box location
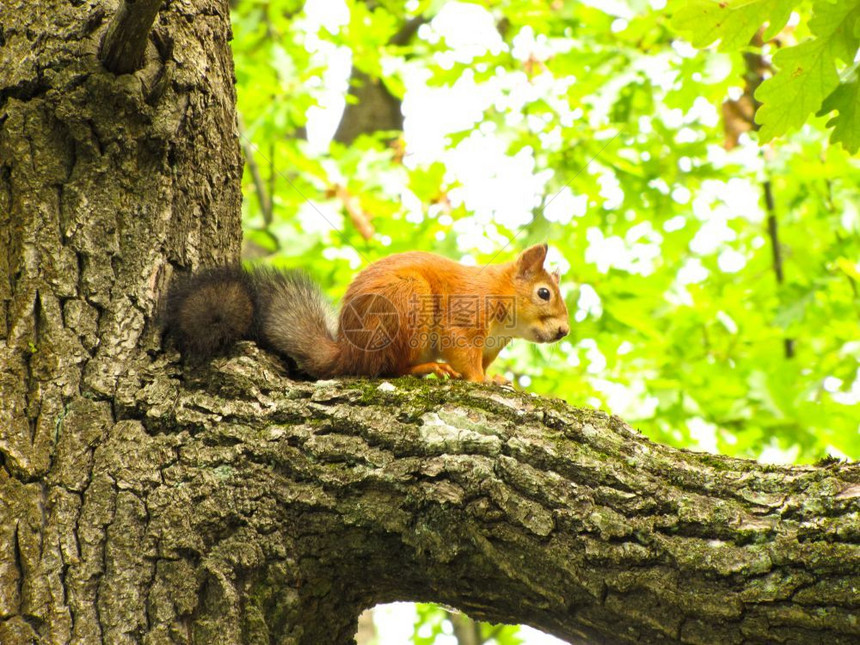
[164,244,569,383]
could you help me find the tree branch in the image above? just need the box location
[100,0,163,75]
[332,14,426,144]
[727,32,796,360]
[389,16,427,47]
[104,346,860,644]
[329,184,375,240]
[448,610,482,645]
[763,178,795,358]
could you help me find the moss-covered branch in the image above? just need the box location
[80,346,860,644]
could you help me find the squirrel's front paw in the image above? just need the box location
[434,363,462,379]
[407,362,462,380]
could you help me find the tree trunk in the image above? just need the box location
[1,0,241,641]
[2,3,860,645]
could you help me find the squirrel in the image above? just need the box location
[164,243,570,383]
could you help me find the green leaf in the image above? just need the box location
[230,0,860,468]
[818,66,860,153]
[669,0,796,51]
[755,0,860,141]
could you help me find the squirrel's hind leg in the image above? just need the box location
[404,362,462,380]
[441,343,485,383]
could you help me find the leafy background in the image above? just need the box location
[229,0,860,642]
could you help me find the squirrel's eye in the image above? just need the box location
[537,287,551,301]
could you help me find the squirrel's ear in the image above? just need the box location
[515,244,548,278]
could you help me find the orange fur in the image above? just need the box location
[332,245,570,383]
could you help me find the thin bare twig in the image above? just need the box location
[238,115,274,228]
[763,178,795,359]
[329,185,375,241]
[238,133,372,263]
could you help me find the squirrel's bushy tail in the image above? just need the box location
[164,266,256,358]
[251,268,341,378]
[164,266,341,377]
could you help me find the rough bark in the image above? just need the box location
[2,2,860,645]
[0,0,241,641]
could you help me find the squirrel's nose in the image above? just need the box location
[555,325,569,341]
